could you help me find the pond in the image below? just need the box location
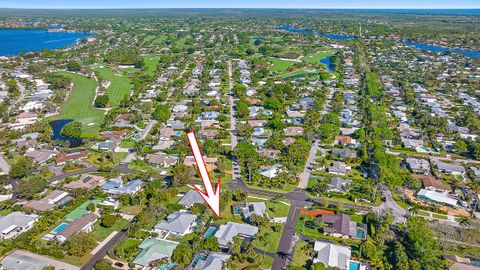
[50,119,83,148]
[320,56,335,72]
[0,29,93,56]
[274,25,355,41]
[406,42,480,59]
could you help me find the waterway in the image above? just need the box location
[50,119,83,148]
[0,29,92,56]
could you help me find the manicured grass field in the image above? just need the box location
[143,55,160,76]
[95,67,132,107]
[301,51,332,65]
[268,57,297,72]
[51,72,105,137]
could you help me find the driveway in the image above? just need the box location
[373,185,406,223]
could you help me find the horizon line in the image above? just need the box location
[0,7,479,10]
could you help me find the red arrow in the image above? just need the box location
[186,131,221,218]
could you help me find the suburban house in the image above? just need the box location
[257,148,281,160]
[184,156,217,171]
[406,158,431,175]
[283,126,304,137]
[64,174,106,190]
[0,212,39,240]
[0,250,53,270]
[100,129,129,140]
[434,161,466,175]
[55,213,99,243]
[313,241,351,270]
[23,190,70,212]
[334,136,357,148]
[321,213,362,239]
[132,238,179,269]
[327,177,352,193]
[24,149,58,164]
[154,211,197,237]
[95,140,118,152]
[232,202,267,221]
[328,161,351,176]
[417,189,458,207]
[259,164,283,179]
[178,190,204,209]
[145,153,178,167]
[214,222,259,247]
[101,178,143,195]
[331,148,357,159]
[55,150,90,165]
[187,252,230,270]
[414,175,451,193]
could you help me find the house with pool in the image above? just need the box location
[154,211,197,238]
[313,240,369,270]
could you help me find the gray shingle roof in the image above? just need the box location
[214,222,258,246]
[178,190,204,208]
[154,211,197,235]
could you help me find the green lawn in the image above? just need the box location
[268,58,297,72]
[301,51,332,65]
[295,214,324,239]
[176,38,187,47]
[143,55,160,76]
[432,213,448,220]
[51,72,105,137]
[291,241,310,268]
[94,67,132,107]
[91,217,129,241]
[251,226,282,253]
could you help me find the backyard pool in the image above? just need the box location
[204,226,218,238]
[349,261,360,270]
[52,223,69,234]
[191,255,206,267]
[157,262,177,270]
[356,228,365,239]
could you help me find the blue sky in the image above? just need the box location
[0,0,479,9]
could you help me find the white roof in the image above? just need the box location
[417,189,458,206]
[313,241,351,269]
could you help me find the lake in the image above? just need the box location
[320,56,335,72]
[50,119,83,148]
[406,42,480,59]
[0,29,92,56]
[274,25,355,41]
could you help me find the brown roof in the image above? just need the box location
[335,136,353,144]
[56,150,90,164]
[322,214,352,236]
[58,213,99,239]
[64,174,105,190]
[414,174,451,191]
[100,129,129,140]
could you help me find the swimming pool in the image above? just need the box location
[356,228,365,239]
[349,261,360,270]
[204,227,218,238]
[52,223,69,234]
[191,255,206,267]
[157,262,177,270]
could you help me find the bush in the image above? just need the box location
[94,94,109,108]
[101,214,117,228]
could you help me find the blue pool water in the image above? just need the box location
[157,262,177,270]
[52,223,69,234]
[191,255,206,267]
[356,229,365,239]
[349,261,360,270]
[0,29,92,56]
[204,227,218,238]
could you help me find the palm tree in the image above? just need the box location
[409,204,419,216]
[456,216,471,228]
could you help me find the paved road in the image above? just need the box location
[297,140,319,189]
[228,60,242,185]
[0,153,11,175]
[373,185,406,224]
[139,119,157,141]
[48,167,99,183]
[272,190,307,270]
